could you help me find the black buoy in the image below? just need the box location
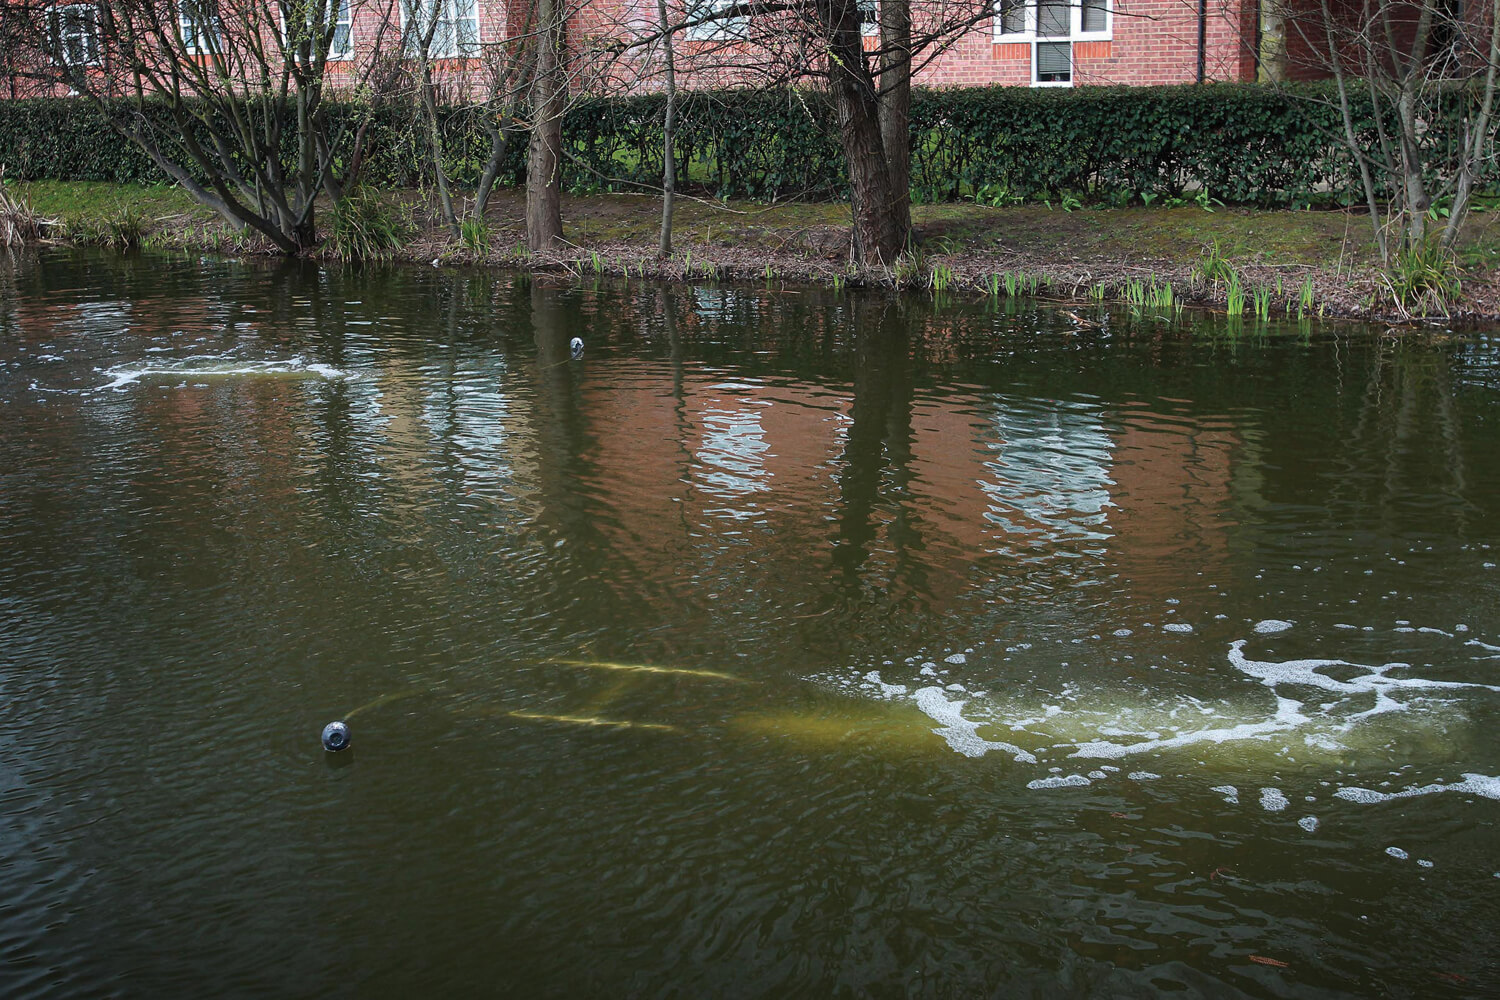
[569,337,584,360]
[321,720,350,752]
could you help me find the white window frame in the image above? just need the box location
[281,0,354,61]
[52,3,101,67]
[859,0,878,37]
[993,0,1111,87]
[401,0,480,58]
[179,0,222,55]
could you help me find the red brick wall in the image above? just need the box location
[916,0,1257,87]
[4,0,1265,100]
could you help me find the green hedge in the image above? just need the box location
[0,83,1481,207]
[909,83,1361,206]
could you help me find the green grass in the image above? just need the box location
[19,180,207,223]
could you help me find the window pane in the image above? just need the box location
[686,0,749,41]
[1081,0,1106,33]
[403,0,429,55]
[1036,0,1068,37]
[1036,39,1070,80]
[181,0,220,53]
[58,7,98,65]
[999,0,1025,34]
[453,0,479,53]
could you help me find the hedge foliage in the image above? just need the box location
[0,83,1485,207]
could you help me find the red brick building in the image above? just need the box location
[7,0,1267,99]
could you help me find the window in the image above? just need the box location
[402,0,479,58]
[1081,0,1106,32]
[179,0,221,55]
[285,0,354,60]
[684,0,749,41]
[51,4,100,67]
[858,0,878,36]
[998,0,1025,35]
[1035,40,1069,82]
[993,0,1109,86]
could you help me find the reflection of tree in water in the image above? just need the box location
[832,301,929,599]
[530,279,601,544]
[1339,341,1475,533]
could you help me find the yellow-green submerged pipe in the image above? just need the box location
[509,710,679,732]
[547,658,745,683]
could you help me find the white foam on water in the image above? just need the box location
[1333,773,1500,804]
[823,632,1500,785]
[861,670,908,700]
[1069,693,1307,759]
[1260,787,1290,812]
[1211,784,1240,804]
[1027,774,1091,789]
[1163,623,1194,634]
[1254,619,1294,634]
[1386,846,1409,860]
[96,355,346,391]
[1228,640,1500,707]
[944,653,967,665]
[1298,816,1319,832]
[1417,859,1434,868]
[912,686,1037,763]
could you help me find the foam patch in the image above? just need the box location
[1334,773,1500,804]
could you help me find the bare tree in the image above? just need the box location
[606,0,1013,264]
[4,0,399,254]
[1270,0,1500,261]
[398,0,532,237]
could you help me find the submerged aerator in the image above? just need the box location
[321,720,350,752]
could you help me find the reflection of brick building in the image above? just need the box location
[1106,420,1239,599]
[546,343,1240,615]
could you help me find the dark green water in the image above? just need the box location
[2,248,1499,998]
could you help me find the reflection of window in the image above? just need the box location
[286,0,353,59]
[52,4,100,66]
[179,0,221,54]
[685,0,748,41]
[402,0,479,57]
[993,0,1109,86]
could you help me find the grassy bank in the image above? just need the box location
[14,179,1500,323]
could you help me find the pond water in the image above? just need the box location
[2,248,1499,997]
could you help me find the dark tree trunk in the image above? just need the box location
[823,0,905,264]
[656,0,678,257]
[526,0,565,252]
[878,0,911,242]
